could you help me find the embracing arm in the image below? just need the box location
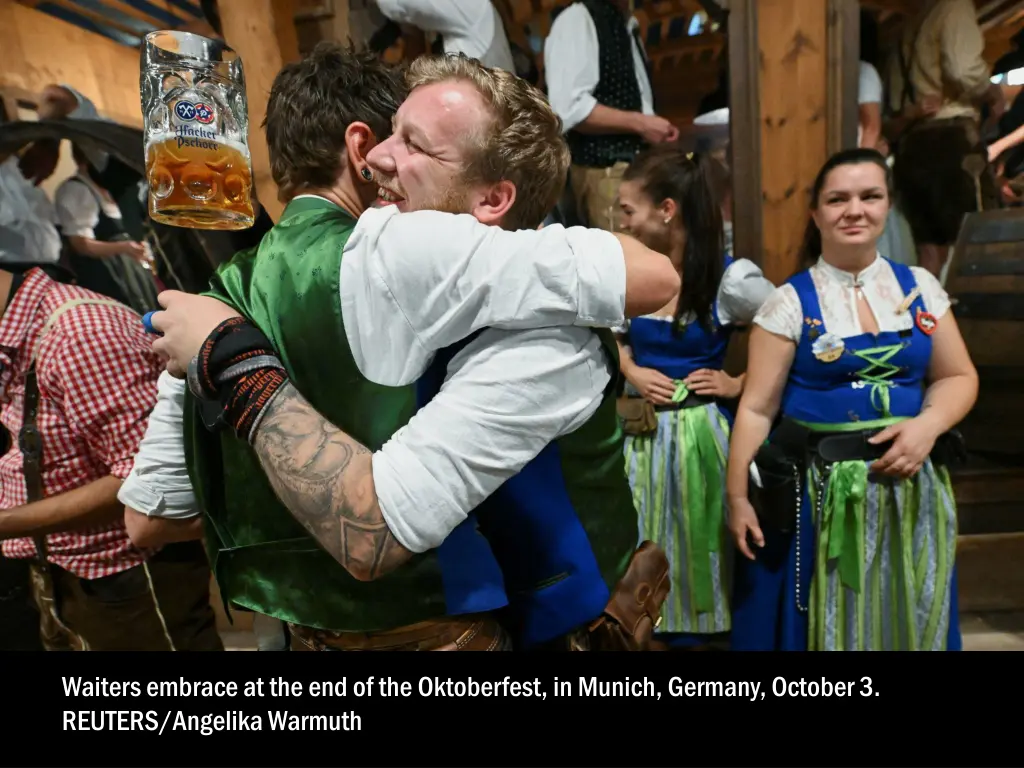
[249,385,403,581]
[248,327,609,580]
[343,206,677,385]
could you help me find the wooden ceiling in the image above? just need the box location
[13,0,210,47]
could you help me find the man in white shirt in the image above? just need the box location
[544,0,679,232]
[125,48,677,651]
[375,0,516,72]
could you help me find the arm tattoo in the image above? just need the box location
[250,382,413,580]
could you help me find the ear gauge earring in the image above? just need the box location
[360,167,373,181]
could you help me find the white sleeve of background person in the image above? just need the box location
[117,372,200,519]
[340,206,626,386]
[716,258,777,326]
[0,158,62,264]
[53,180,100,239]
[375,0,470,37]
[373,326,610,553]
[858,61,883,105]
[543,4,601,132]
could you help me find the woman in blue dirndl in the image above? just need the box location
[616,147,774,649]
[726,149,977,650]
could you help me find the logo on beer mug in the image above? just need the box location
[174,100,198,121]
[194,102,215,124]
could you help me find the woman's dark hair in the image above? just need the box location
[71,143,105,188]
[623,145,725,332]
[798,147,893,268]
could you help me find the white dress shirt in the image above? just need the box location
[375,0,516,72]
[118,202,628,553]
[544,2,655,133]
[753,255,951,343]
[0,158,62,265]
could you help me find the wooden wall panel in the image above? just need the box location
[0,0,143,128]
[757,0,829,285]
[219,0,301,223]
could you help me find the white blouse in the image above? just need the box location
[753,255,952,343]
[54,174,122,241]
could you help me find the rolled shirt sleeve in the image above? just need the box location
[117,372,200,519]
[340,205,626,386]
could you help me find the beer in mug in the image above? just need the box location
[140,31,254,230]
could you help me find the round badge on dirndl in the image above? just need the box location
[915,308,937,335]
[812,332,845,363]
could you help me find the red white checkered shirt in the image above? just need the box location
[0,268,163,579]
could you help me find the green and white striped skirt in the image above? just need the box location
[623,403,732,636]
[806,459,958,650]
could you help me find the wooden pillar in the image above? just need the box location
[728,0,858,285]
[218,0,301,223]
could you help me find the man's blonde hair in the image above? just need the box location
[406,54,570,231]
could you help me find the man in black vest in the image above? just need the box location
[544,0,678,232]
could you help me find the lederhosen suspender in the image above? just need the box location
[19,298,134,649]
[20,365,46,558]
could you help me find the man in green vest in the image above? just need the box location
[142,46,676,650]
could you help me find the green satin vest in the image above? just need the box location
[183,197,449,632]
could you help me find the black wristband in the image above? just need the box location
[189,317,288,442]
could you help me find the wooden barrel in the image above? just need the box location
[946,210,1024,617]
[946,208,1024,464]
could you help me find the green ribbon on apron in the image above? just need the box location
[820,460,868,593]
[795,415,907,595]
[674,378,723,614]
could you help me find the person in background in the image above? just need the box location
[726,148,976,651]
[374,0,516,72]
[0,263,221,651]
[858,11,884,152]
[545,0,679,232]
[885,0,1003,278]
[54,145,159,314]
[860,10,916,267]
[616,146,774,650]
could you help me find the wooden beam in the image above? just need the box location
[827,0,859,154]
[727,0,762,270]
[218,0,301,223]
[757,0,829,285]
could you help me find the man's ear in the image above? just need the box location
[470,180,516,227]
[345,122,377,177]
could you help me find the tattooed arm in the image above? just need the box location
[251,382,412,581]
[248,327,608,582]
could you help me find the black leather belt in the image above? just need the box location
[771,418,967,466]
[653,392,715,412]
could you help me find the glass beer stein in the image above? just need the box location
[140,31,254,230]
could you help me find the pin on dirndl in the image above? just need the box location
[896,287,921,315]
[812,332,845,363]
[915,307,937,335]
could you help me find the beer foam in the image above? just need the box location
[145,131,251,158]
